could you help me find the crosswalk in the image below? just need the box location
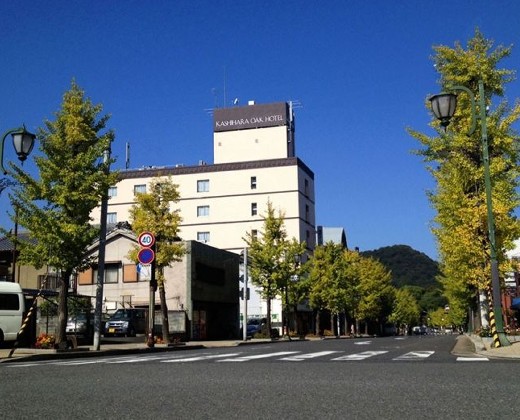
[5,348,490,368]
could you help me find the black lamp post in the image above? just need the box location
[1,125,36,283]
[429,80,510,347]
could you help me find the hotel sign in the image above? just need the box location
[214,102,289,132]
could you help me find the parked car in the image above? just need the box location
[66,312,93,342]
[104,308,147,337]
[412,325,428,335]
[246,318,263,337]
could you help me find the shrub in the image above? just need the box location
[35,333,56,349]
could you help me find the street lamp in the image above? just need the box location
[1,126,36,175]
[429,80,510,347]
[1,125,36,283]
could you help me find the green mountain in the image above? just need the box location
[361,245,440,289]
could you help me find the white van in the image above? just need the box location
[0,282,25,344]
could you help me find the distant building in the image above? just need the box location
[316,226,348,248]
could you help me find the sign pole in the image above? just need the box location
[138,232,156,348]
[147,251,156,348]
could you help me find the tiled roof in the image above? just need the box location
[0,232,37,251]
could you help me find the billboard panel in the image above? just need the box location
[214,102,289,132]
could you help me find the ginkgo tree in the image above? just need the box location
[308,244,357,336]
[6,81,118,346]
[353,254,395,335]
[409,29,520,328]
[128,177,185,343]
[388,288,420,334]
[244,200,306,337]
[307,245,394,336]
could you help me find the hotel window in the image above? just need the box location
[304,179,309,196]
[251,229,258,239]
[250,176,257,189]
[197,205,210,217]
[251,203,257,216]
[134,184,146,195]
[197,179,209,192]
[305,204,310,222]
[108,186,117,197]
[197,232,210,243]
[107,212,117,224]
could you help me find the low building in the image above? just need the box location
[75,226,240,340]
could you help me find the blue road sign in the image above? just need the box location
[138,247,155,264]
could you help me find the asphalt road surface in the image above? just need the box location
[2,335,518,419]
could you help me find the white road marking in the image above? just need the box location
[456,357,489,362]
[162,353,241,362]
[107,355,168,364]
[393,351,435,360]
[217,351,299,362]
[280,351,342,361]
[332,351,388,361]
[354,341,372,345]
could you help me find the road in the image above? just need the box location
[1,335,518,419]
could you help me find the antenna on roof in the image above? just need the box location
[125,142,130,169]
[212,88,219,108]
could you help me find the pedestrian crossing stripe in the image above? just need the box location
[393,351,435,360]
[279,351,342,361]
[332,351,388,361]
[108,355,167,364]
[217,351,299,362]
[456,357,489,362]
[162,353,241,362]
[354,341,372,345]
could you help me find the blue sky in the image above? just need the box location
[2,0,520,260]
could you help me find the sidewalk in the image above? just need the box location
[463,334,520,359]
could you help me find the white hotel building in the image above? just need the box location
[91,101,316,318]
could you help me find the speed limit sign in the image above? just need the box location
[138,231,155,248]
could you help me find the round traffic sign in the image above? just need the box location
[138,231,155,248]
[138,247,155,264]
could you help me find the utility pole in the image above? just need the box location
[93,148,110,351]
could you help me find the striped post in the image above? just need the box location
[8,274,50,358]
[485,284,501,348]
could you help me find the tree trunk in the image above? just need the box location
[158,281,170,343]
[294,304,303,338]
[315,310,321,336]
[56,270,70,347]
